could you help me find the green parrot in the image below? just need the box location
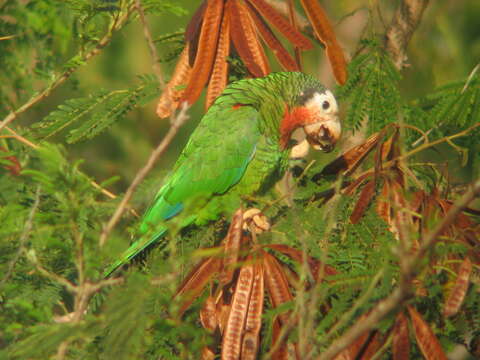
[105,72,340,276]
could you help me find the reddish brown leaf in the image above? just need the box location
[221,259,255,360]
[175,256,221,316]
[229,0,270,77]
[247,0,313,50]
[361,331,383,359]
[241,263,264,360]
[392,312,410,360]
[185,0,207,65]
[325,43,348,85]
[437,199,473,230]
[380,133,395,162]
[343,171,373,196]
[350,180,376,224]
[444,257,472,317]
[333,331,381,360]
[332,349,351,360]
[182,0,224,106]
[200,296,218,332]
[411,190,426,213]
[407,306,448,360]
[271,317,289,360]
[264,243,337,279]
[246,2,299,71]
[202,346,216,360]
[0,147,21,176]
[376,179,391,225]
[220,208,244,285]
[156,45,192,118]
[286,0,303,70]
[263,251,293,325]
[206,9,231,110]
[216,292,232,335]
[299,0,347,84]
[320,132,381,177]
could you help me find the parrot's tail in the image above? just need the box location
[103,228,167,278]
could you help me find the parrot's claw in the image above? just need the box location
[242,208,271,234]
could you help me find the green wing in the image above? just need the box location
[104,105,261,276]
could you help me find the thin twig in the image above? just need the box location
[30,257,78,294]
[2,125,139,217]
[411,62,479,147]
[4,126,39,148]
[320,269,385,347]
[0,4,135,133]
[135,0,165,88]
[352,122,480,184]
[0,187,41,289]
[99,104,189,247]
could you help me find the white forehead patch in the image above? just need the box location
[305,90,338,115]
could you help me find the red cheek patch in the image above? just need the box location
[232,103,243,110]
[279,105,313,149]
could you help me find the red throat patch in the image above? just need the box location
[279,105,312,149]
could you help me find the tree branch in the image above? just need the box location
[385,0,430,69]
[135,0,165,88]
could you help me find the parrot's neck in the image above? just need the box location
[279,105,311,149]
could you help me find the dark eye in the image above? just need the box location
[322,100,330,110]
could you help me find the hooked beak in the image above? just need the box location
[303,116,341,153]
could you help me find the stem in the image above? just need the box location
[99,104,189,247]
[135,0,165,88]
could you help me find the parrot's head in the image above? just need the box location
[280,87,341,153]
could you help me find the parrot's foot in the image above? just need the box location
[242,208,271,234]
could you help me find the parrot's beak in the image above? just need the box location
[303,116,341,153]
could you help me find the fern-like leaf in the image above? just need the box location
[34,75,159,143]
[338,42,401,134]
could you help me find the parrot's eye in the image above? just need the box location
[322,100,330,110]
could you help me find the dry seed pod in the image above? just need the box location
[206,10,231,110]
[220,208,244,285]
[200,296,218,332]
[182,0,224,106]
[246,2,299,71]
[320,132,381,177]
[241,264,264,359]
[443,257,472,318]
[229,0,270,77]
[271,318,289,360]
[263,251,293,325]
[392,312,410,360]
[299,0,347,84]
[175,257,221,316]
[156,45,192,118]
[407,306,448,360]
[248,0,313,50]
[221,260,255,360]
[350,180,376,224]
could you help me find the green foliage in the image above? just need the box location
[33,75,160,143]
[1,1,480,359]
[337,40,401,133]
